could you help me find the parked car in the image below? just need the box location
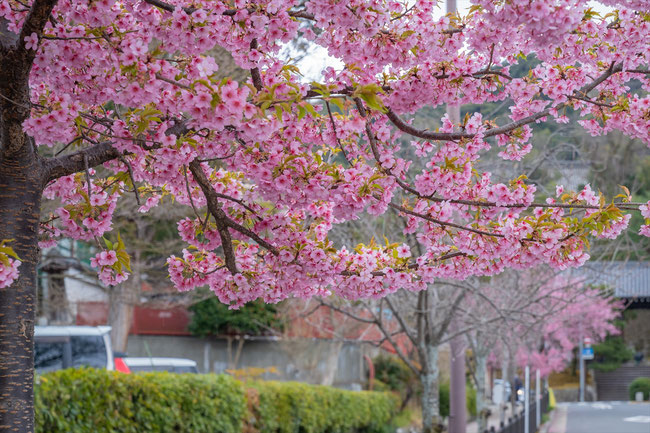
[113,351,132,374]
[123,357,199,374]
[34,326,114,373]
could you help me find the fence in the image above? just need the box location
[483,390,550,433]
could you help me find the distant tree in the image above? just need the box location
[591,335,634,372]
[188,298,284,337]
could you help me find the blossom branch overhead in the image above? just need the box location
[0,0,648,304]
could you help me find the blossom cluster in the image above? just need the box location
[0,258,20,289]
[1,0,647,303]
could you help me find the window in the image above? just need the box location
[70,336,107,369]
[35,339,69,373]
[127,365,153,373]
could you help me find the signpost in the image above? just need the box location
[580,336,592,402]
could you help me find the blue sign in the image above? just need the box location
[582,347,594,360]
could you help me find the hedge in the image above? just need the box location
[247,381,398,433]
[629,377,650,401]
[35,368,398,433]
[35,369,246,433]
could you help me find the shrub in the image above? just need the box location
[373,355,415,392]
[592,336,634,372]
[466,384,477,418]
[439,382,477,418]
[35,368,398,433]
[629,377,650,401]
[189,298,285,336]
[371,354,419,410]
[35,368,246,433]
[248,381,399,433]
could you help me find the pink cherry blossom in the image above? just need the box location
[0,0,646,307]
[24,32,38,51]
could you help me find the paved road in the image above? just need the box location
[551,402,650,433]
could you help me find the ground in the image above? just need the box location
[546,402,650,433]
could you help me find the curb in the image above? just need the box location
[539,405,567,433]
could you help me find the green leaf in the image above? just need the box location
[297,105,307,120]
[117,250,131,273]
[328,97,345,112]
[0,246,20,261]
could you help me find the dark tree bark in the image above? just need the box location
[0,2,60,431]
[0,141,44,433]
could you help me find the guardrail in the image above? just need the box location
[483,390,550,433]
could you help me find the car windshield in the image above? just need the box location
[34,341,65,373]
[71,335,107,368]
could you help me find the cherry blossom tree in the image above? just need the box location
[462,269,622,429]
[513,282,622,378]
[0,0,649,431]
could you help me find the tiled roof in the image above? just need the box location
[576,261,650,299]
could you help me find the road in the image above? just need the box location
[548,402,650,433]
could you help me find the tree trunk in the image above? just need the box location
[109,244,141,353]
[0,140,43,433]
[421,344,443,433]
[320,340,342,386]
[475,352,488,433]
[108,282,136,353]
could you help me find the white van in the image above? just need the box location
[123,357,198,374]
[34,326,114,373]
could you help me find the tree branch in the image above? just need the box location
[188,160,239,274]
[42,141,120,185]
[386,63,624,141]
[385,296,418,348]
[17,0,58,55]
[250,39,263,92]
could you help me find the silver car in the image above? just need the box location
[34,326,114,373]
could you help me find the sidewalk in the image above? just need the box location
[466,403,522,433]
[539,404,567,433]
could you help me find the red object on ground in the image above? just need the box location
[114,357,131,374]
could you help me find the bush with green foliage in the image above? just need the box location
[629,377,650,401]
[248,381,398,433]
[35,368,246,433]
[189,298,284,336]
[35,368,398,433]
[371,354,419,410]
[438,382,477,418]
[591,335,634,372]
[373,355,414,391]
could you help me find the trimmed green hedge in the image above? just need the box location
[35,369,398,433]
[35,369,246,433]
[248,381,398,433]
[629,377,650,401]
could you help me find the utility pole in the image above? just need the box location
[536,369,541,428]
[524,366,530,433]
[447,0,466,431]
[579,330,585,402]
[449,330,467,433]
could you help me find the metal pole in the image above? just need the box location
[579,334,585,402]
[449,326,467,433]
[524,366,530,433]
[536,369,541,427]
[446,2,465,432]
